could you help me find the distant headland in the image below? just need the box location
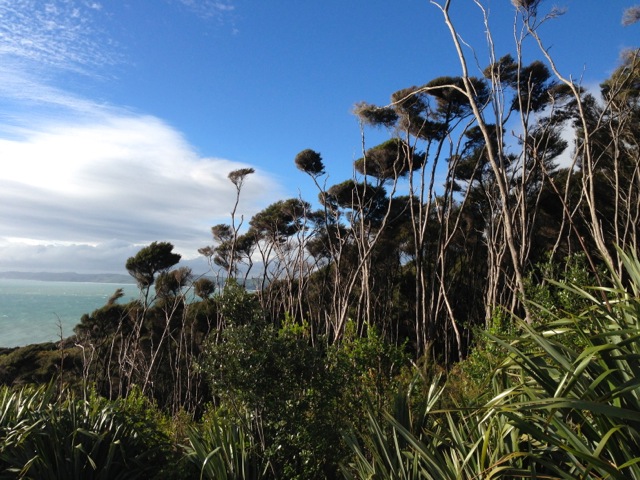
[0,271,136,284]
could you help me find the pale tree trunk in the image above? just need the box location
[432,0,531,322]
[522,11,618,271]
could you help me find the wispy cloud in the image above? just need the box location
[0,0,122,120]
[0,63,110,118]
[0,0,118,74]
[173,0,235,20]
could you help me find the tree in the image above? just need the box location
[354,138,425,180]
[200,168,256,279]
[125,241,181,291]
[193,277,216,300]
[155,267,192,300]
[294,149,325,177]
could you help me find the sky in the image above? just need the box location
[0,0,637,275]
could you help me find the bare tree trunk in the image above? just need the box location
[434,0,531,322]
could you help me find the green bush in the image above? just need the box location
[0,384,177,479]
[186,407,261,480]
[0,342,83,387]
[199,317,346,479]
[525,252,601,321]
[342,249,640,479]
[198,285,411,480]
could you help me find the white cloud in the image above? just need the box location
[0,238,210,274]
[0,239,136,273]
[0,113,283,272]
[0,0,273,274]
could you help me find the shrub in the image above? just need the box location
[199,317,345,479]
[186,407,261,480]
[199,301,411,479]
[0,384,176,479]
[342,249,640,479]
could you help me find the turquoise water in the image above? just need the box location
[0,279,139,348]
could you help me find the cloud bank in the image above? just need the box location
[0,113,282,273]
[0,0,282,274]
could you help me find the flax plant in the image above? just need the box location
[186,409,262,480]
[343,249,640,479]
[491,249,640,478]
[0,385,171,480]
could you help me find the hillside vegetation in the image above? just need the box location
[1,2,639,478]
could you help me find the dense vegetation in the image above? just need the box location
[2,2,639,478]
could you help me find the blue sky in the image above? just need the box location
[0,0,637,274]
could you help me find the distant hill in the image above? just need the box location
[0,271,136,284]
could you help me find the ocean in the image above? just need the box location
[0,279,140,348]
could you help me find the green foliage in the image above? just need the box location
[322,180,388,223]
[155,267,193,299]
[343,249,640,479]
[352,101,399,129]
[294,149,325,176]
[199,291,411,479]
[193,277,216,300]
[525,252,599,322]
[424,75,489,118]
[186,407,261,480]
[74,301,131,340]
[0,342,82,387]
[0,384,176,479]
[200,318,342,479]
[447,307,514,406]
[335,321,410,408]
[353,139,425,180]
[218,279,262,327]
[248,198,310,243]
[125,241,181,289]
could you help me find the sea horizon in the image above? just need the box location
[0,270,136,284]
